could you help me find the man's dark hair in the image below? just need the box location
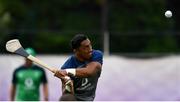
[70,34,88,49]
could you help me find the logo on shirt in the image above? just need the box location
[25,78,34,89]
[76,78,92,91]
[82,78,88,86]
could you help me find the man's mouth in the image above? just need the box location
[89,51,93,55]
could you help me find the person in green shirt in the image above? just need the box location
[10,48,49,101]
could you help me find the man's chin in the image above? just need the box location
[83,55,91,60]
[87,55,92,59]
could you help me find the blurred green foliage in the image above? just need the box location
[0,0,179,54]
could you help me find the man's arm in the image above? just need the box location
[55,61,102,78]
[10,84,16,101]
[43,83,48,101]
[75,62,101,77]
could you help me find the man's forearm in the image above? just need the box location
[66,62,101,78]
[55,62,101,78]
[10,85,16,101]
[75,68,96,77]
[43,84,48,101]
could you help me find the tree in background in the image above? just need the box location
[0,0,179,54]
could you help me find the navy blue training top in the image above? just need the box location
[61,50,103,101]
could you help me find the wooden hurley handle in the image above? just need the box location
[27,55,57,73]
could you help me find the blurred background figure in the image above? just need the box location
[10,48,48,101]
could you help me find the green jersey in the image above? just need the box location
[12,65,47,101]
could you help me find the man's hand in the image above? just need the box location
[54,70,74,94]
[54,70,67,79]
[63,76,74,94]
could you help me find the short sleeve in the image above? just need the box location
[41,68,48,84]
[61,56,74,70]
[92,50,103,65]
[12,70,17,84]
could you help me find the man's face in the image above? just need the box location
[76,39,93,60]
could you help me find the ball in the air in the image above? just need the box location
[165,10,172,18]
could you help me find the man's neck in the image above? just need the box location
[24,63,33,67]
[75,54,85,62]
